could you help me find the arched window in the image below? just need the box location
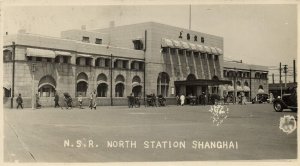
[76,72,88,97]
[132,76,142,97]
[115,83,124,97]
[115,74,125,83]
[187,74,196,81]
[259,85,263,89]
[97,73,107,82]
[236,81,241,86]
[157,72,170,97]
[97,83,108,97]
[244,81,249,87]
[38,75,56,97]
[115,74,125,97]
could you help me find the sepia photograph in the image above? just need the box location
[1,0,298,165]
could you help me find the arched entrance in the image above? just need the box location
[38,75,56,97]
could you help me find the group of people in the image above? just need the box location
[176,92,219,106]
[15,90,98,110]
[16,93,41,109]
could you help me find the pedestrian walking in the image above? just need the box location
[89,90,97,110]
[176,95,180,106]
[180,94,185,106]
[54,92,60,108]
[16,93,23,109]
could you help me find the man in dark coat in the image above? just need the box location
[16,93,23,109]
[54,92,60,108]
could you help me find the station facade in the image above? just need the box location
[3,22,268,107]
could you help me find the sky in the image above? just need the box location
[2,3,298,82]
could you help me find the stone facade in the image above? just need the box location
[3,22,268,108]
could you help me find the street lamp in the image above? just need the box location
[31,63,36,109]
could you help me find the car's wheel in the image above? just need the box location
[273,102,283,112]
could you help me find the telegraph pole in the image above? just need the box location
[279,63,282,97]
[272,73,274,84]
[283,65,288,87]
[189,4,191,30]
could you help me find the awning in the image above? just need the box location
[196,45,205,53]
[227,85,234,92]
[216,48,223,55]
[174,79,232,86]
[243,86,250,92]
[180,41,190,50]
[210,47,218,55]
[161,38,174,48]
[204,46,212,54]
[77,54,92,58]
[172,40,183,48]
[188,43,197,51]
[236,86,243,91]
[55,51,71,56]
[132,82,142,87]
[258,89,265,94]
[3,82,11,89]
[26,48,56,58]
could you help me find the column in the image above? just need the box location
[191,52,198,77]
[205,54,212,79]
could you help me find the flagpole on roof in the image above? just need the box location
[189,4,191,30]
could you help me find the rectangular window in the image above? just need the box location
[170,48,176,55]
[186,51,191,56]
[201,37,205,43]
[76,58,80,65]
[178,50,184,55]
[27,56,32,61]
[82,36,90,43]
[86,58,91,66]
[55,56,60,63]
[36,57,42,61]
[133,40,143,50]
[122,61,128,69]
[95,38,102,44]
[46,58,52,62]
[162,47,168,54]
[63,56,69,64]
[105,59,110,67]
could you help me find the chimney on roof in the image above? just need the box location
[5,32,8,35]
[18,29,26,34]
[81,25,86,30]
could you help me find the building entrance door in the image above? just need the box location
[186,85,197,96]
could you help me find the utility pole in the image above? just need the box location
[189,4,191,30]
[272,73,274,84]
[279,63,282,97]
[293,60,296,83]
[283,65,288,87]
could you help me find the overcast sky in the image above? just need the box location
[2,4,297,82]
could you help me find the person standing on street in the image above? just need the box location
[54,92,60,108]
[180,94,185,106]
[78,94,83,109]
[36,94,41,109]
[16,93,23,109]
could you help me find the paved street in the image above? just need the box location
[3,104,297,162]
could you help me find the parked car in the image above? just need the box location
[273,87,297,112]
[252,93,269,104]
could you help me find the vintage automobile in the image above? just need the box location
[251,93,269,104]
[273,87,297,112]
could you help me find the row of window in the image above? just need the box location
[224,70,268,79]
[162,48,219,60]
[82,36,144,51]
